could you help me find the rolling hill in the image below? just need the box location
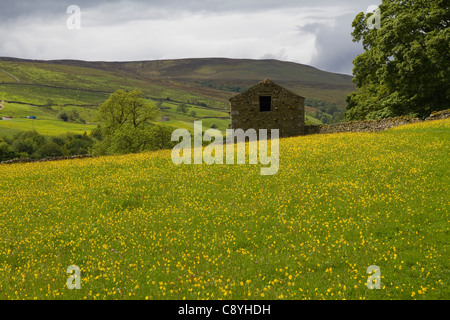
[0,57,355,136]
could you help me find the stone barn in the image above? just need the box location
[229,79,305,138]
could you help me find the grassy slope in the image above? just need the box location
[52,58,355,110]
[0,118,96,136]
[0,119,448,300]
[0,125,21,138]
[0,57,353,136]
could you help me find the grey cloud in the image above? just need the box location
[298,13,365,75]
[0,0,381,20]
[0,0,381,74]
[298,23,324,34]
[296,0,381,75]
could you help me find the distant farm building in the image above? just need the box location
[229,79,305,137]
[28,116,37,119]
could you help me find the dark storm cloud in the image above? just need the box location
[295,1,381,74]
[299,13,365,74]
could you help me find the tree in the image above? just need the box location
[0,139,18,162]
[60,133,94,156]
[35,142,63,159]
[146,125,177,151]
[346,0,450,120]
[98,89,159,131]
[58,111,69,122]
[93,90,161,155]
[12,130,46,158]
[105,125,144,155]
[177,104,189,114]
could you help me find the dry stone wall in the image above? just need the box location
[305,110,449,135]
[1,154,93,165]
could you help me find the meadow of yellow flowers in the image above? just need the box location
[0,119,448,300]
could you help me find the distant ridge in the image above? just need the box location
[0,56,352,82]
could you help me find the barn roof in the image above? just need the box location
[229,78,305,102]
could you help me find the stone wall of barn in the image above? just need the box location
[229,80,305,138]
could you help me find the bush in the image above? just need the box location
[5,130,95,160]
[91,124,176,156]
[58,112,69,122]
[35,142,63,159]
[0,139,19,162]
[12,130,46,158]
[177,104,189,114]
[61,133,94,156]
[146,125,177,151]
[58,110,86,123]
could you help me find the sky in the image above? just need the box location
[0,0,382,75]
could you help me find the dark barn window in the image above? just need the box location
[259,96,272,112]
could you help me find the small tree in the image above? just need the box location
[177,104,189,114]
[60,133,94,156]
[58,111,69,122]
[35,142,63,159]
[12,130,46,158]
[0,139,18,161]
[146,125,177,151]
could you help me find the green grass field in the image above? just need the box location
[0,118,96,136]
[0,125,21,138]
[0,119,448,300]
[0,102,57,120]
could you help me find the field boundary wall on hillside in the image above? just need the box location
[305,109,449,135]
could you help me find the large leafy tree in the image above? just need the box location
[92,89,178,155]
[346,0,449,120]
[98,89,159,131]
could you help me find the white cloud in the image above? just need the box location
[0,0,381,74]
[1,7,317,62]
